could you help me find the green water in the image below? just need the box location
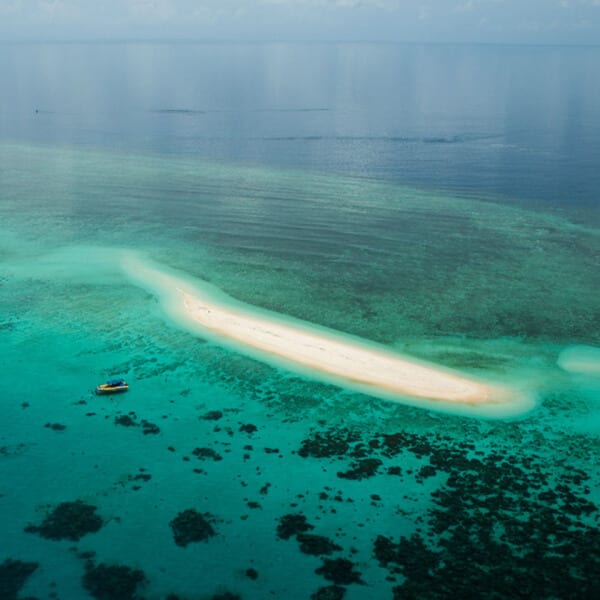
[1,143,599,599]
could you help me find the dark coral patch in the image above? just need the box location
[170,509,216,547]
[0,559,38,600]
[25,500,103,541]
[296,424,599,598]
[370,430,600,599]
[374,534,440,578]
[310,585,346,600]
[44,422,66,431]
[82,561,146,600]
[201,411,223,421]
[297,534,342,556]
[239,423,257,434]
[141,420,160,435]
[298,428,360,459]
[276,513,314,540]
[315,558,364,585]
[192,447,223,461]
[115,415,137,427]
[337,458,382,480]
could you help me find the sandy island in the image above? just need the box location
[180,292,492,403]
[122,253,530,416]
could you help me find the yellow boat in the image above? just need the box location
[96,378,129,395]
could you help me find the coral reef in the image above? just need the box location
[170,509,216,547]
[192,447,223,461]
[201,411,223,421]
[297,534,342,556]
[315,558,364,585]
[44,422,66,431]
[25,500,103,541]
[114,415,136,427]
[337,458,382,480]
[82,561,146,600]
[310,585,346,600]
[239,423,257,434]
[0,559,38,600]
[298,424,599,598]
[276,513,314,540]
[141,420,160,435]
[298,428,360,459]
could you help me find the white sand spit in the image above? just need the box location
[181,292,489,403]
[122,253,533,417]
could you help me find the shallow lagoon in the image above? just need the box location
[1,142,599,599]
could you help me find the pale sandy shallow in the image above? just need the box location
[558,345,600,376]
[122,253,533,417]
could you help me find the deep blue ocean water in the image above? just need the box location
[2,42,600,212]
[1,42,599,599]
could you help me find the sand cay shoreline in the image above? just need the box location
[122,253,531,417]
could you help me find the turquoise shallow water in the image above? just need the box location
[1,142,599,598]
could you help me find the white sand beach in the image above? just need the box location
[122,253,529,416]
[180,292,492,403]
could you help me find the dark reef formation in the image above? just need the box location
[276,512,359,594]
[310,585,346,600]
[44,422,66,431]
[82,561,146,600]
[114,414,137,427]
[0,559,38,600]
[192,446,223,461]
[298,428,361,459]
[141,419,160,435]
[114,414,160,434]
[297,425,600,598]
[315,558,364,585]
[170,509,217,547]
[239,423,258,434]
[25,500,103,541]
[337,457,382,480]
[201,410,223,421]
[297,533,342,556]
[276,513,314,540]
[377,434,598,598]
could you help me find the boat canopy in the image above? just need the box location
[107,378,126,385]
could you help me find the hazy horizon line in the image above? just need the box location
[2,37,600,48]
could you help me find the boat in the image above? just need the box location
[96,378,129,395]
